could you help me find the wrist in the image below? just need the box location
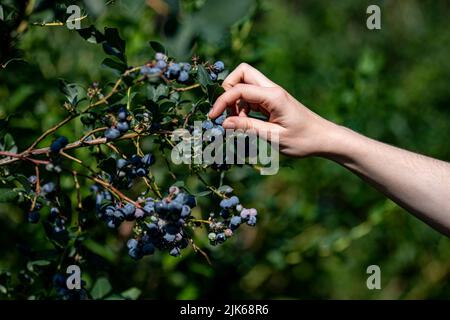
[312,121,363,164]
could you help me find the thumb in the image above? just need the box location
[222,116,281,140]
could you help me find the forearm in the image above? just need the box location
[318,123,450,235]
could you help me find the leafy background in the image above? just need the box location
[1,0,450,299]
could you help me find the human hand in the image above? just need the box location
[208,63,339,157]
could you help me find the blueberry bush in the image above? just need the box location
[0,0,269,299]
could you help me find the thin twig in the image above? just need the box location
[72,171,83,210]
[30,165,40,211]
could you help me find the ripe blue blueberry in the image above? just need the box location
[229,216,242,230]
[123,203,135,217]
[141,153,155,167]
[180,205,191,218]
[155,52,167,61]
[42,182,56,194]
[220,209,230,219]
[116,158,128,169]
[127,238,138,249]
[28,175,37,184]
[214,114,226,125]
[142,243,155,255]
[50,136,69,153]
[140,66,160,75]
[146,222,158,234]
[229,196,239,206]
[105,128,121,140]
[216,233,226,243]
[117,107,128,120]
[116,121,129,133]
[209,72,218,81]
[128,248,143,260]
[169,247,181,257]
[202,120,214,130]
[210,127,223,136]
[220,199,232,209]
[167,63,181,78]
[28,210,40,223]
[247,215,257,226]
[134,208,145,218]
[240,208,250,219]
[155,201,169,214]
[213,61,225,72]
[178,70,189,82]
[143,203,155,214]
[182,63,191,71]
[136,167,148,177]
[156,60,167,69]
[163,233,176,243]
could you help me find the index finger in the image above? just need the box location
[209,84,277,118]
[222,63,278,90]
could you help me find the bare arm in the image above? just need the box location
[209,63,450,236]
[322,124,450,235]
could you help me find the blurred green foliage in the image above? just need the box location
[1,0,449,299]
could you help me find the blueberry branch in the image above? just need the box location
[0,132,143,166]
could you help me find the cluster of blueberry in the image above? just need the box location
[91,184,197,258]
[127,186,196,259]
[53,273,88,300]
[50,136,69,153]
[207,193,258,245]
[114,153,155,188]
[104,107,131,140]
[199,113,231,171]
[140,52,191,83]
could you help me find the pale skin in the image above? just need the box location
[209,63,450,236]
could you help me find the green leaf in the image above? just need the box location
[0,189,18,203]
[0,133,17,153]
[149,41,166,54]
[218,185,233,194]
[102,43,125,62]
[77,25,105,44]
[101,58,128,73]
[58,79,78,105]
[197,65,213,88]
[195,190,212,197]
[104,28,126,54]
[91,277,112,299]
[27,260,51,272]
[0,116,10,139]
[207,83,225,104]
[121,287,141,300]
[196,101,212,114]
[154,84,169,101]
[172,180,185,188]
[159,101,176,113]
[83,239,116,262]
[103,28,126,62]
